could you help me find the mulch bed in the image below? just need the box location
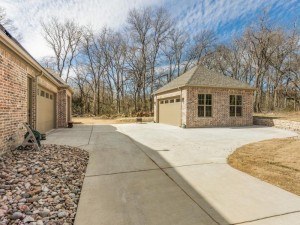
[0,145,89,225]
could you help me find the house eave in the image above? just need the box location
[154,85,256,95]
[0,31,73,93]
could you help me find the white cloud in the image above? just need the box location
[165,0,298,39]
[0,0,164,59]
[0,0,298,60]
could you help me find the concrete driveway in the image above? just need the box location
[44,124,300,225]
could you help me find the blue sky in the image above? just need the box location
[1,0,299,59]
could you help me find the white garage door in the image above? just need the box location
[158,97,181,126]
[37,87,56,133]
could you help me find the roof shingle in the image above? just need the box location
[155,66,254,94]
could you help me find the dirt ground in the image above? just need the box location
[72,117,154,125]
[228,137,300,196]
[254,111,300,122]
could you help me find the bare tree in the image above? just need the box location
[126,7,152,111]
[0,7,22,40]
[104,31,128,114]
[148,7,172,110]
[40,7,299,116]
[41,17,82,83]
[162,29,187,80]
[80,28,109,115]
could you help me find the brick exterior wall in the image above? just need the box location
[154,87,254,128]
[253,117,300,133]
[0,46,34,154]
[186,87,254,127]
[0,40,72,155]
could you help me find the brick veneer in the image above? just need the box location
[0,47,33,154]
[186,87,254,127]
[0,40,72,154]
[57,89,67,127]
[154,87,254,128]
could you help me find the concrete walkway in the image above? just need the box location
[44,124,300,225]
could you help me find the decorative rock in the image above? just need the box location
[42,186,49,193]
[25,182,31,189]
[69,193,76,198]
[23,215,35,223]
[36,220,44,225]
[0,209,6,217]
[0,145,88,224]
[55,204,62,210]
[19,204,30,212]
[38,208,50,218]
[57,211,67,218]
[27,196,40,203]
[21,193,31,198]
[50,192,58,197]
[29,187,42,196]
[11,211,23,220]
[17,167,26,172]
[38,199,45,205]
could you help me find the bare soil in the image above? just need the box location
[254,111,300,122]
[72,117,154,125]
[228,137,300,196]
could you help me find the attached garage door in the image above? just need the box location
[158,97,181,126]
[37,87,56,133]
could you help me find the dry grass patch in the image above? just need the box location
[228,137,300,196]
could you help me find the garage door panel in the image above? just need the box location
[159,98,181,126]
[37,87,56,133]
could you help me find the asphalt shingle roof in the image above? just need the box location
[155,65,254,94]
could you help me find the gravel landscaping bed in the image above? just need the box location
[0,145,89,225]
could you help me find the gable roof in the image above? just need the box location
[154,65,254,94]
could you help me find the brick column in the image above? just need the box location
[57,89,67,128]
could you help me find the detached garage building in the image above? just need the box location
[0,25,72,154]
[154,66,254,127]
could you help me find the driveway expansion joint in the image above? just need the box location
[85,168,161,177]
[124,133,222,225]
[162,162,227,169]
[87,125,94,145]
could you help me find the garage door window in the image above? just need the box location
[230,95,242,117]
[198,94,212,117]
